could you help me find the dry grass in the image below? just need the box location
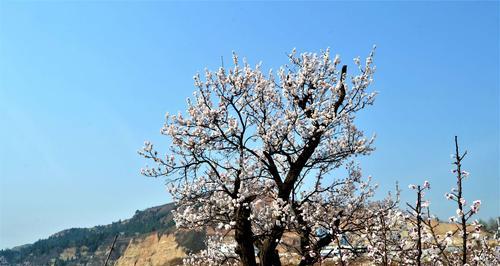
[115,233,185,266]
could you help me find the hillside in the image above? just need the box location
[0,203,205,266]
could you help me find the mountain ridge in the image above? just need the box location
[0,203,204,266]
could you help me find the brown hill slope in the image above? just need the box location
[0,203,202,266]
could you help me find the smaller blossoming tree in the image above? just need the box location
[365,137,499,266]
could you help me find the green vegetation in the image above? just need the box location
[478,217,499,233]
[175,229,207,253]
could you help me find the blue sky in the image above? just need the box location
[0,1,498,249]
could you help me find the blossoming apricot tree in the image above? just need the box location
[139,47,378,266]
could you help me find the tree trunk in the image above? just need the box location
[297,229,314,266]
[235,205,257,266]
[297,223,333,266]
[258,239,281,266]
[296,204,316,266]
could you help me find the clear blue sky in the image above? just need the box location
[0,1,498,249]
